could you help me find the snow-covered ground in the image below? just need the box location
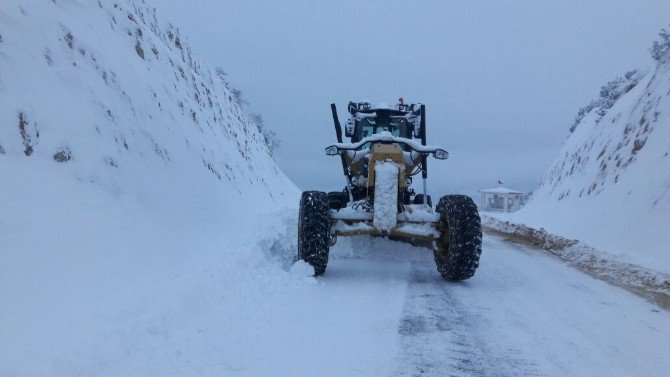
[482,215,670,308]
[291,233,670,377]
[7,217,669,376]
[0,176,297,376]
[0,0,298,374]
[2,1,669,376]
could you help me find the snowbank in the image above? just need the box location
[482,216,670,308]
[0,0,301,375]
[495,46,670,274]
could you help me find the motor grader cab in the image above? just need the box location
[297,100,482,281]
[347,102,413,141]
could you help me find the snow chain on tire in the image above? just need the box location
[434,195,482,281]
[298,191,331,275]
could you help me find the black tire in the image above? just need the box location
[327,191,343,210]
[414,194,432,206]
[433,195,482,281]
[298,191,331,275]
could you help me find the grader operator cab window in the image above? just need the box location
[353,116,412,150]
[357,119,402,139]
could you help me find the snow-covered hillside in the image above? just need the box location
[0,0,291,196]
[0,0,299,374]
[499,35,670,273]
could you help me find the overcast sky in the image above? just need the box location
[155,0,669,196]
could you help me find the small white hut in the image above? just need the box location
[479,187,524,213]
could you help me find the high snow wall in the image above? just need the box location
[0,0,294,202]
[502,43,670,273]
[0,1,299,374]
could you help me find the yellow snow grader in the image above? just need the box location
[298,101,482,280]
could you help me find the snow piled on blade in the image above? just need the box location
[492,50,670,274]
[373,161,400,232]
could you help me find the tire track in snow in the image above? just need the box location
[285,233,669,376]
[394,261,544,377]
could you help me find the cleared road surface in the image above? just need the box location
[248,231,670,377]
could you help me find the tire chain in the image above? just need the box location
[434,195,483,280]
[298,191,331,275]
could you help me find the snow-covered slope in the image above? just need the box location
[0,0,292,197]
[500,44,670,273]
[0,1,299,374]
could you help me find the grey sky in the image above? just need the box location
[154,0,669,196]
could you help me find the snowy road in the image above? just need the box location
[5,225,668,376]
[253,231,670,377]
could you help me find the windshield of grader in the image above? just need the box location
[353,117,412,150]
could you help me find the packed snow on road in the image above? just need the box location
[5,209,669,376]
[258,225,670,377]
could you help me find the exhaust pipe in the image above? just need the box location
[331,103,354,202]
[420,105,428,200]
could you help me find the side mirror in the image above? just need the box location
[433,149,449,160]
[325,145,340,156]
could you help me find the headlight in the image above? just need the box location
[433,149,449,160]
[325,145,340,156]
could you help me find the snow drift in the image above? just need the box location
[498,35,670,273]
[0,0,300,375]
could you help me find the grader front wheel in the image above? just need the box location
[433,195,483,281]
[298,191,331,275]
